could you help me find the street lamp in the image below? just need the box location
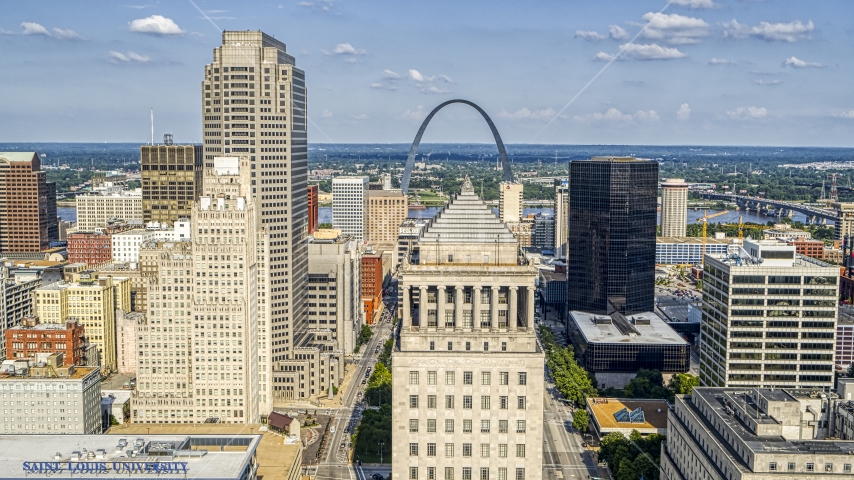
[378,442,385,464]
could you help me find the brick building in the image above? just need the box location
[67,232,112,267]
[0,152,58,253]
[787,238,825,260]
[361,252,384,324]
[308,184,319,234]
[5,316,87,365]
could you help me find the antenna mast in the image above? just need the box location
[150,108,154,146]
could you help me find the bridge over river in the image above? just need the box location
[699,192,841,226]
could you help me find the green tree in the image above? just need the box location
[668,373,699,395]
[377,338,394,368]
[318,222,333,229]
[572,409,589,432]
[365,363,392,406]
[623,369,671,400]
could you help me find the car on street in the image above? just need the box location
[371,474,384,480]
[362,378,367,384]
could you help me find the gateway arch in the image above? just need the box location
[400,99,514,195]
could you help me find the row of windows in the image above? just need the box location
[409,371,526,386]
[409,419,525,433]
[409,443,525,458]
[409,467,525,480]
[410,396,527,410]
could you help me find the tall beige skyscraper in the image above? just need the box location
[553,180,569,258]
[201,31,309,414]
[499,182,523,223]
[660,178,689,237]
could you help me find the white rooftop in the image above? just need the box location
[0,434,260,479]
[570,310,689,346]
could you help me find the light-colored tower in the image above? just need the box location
[660,178,689,237]
[553,180,569,258]
[366,189,408,245]
[699,239,838,390]
[307,232,362,353]
[332,176,369,241]
[499,182,523,223]
[201,31,308,415]
[393,176,544,480]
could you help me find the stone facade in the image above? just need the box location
[392,177,544,480]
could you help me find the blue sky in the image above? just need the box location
[1,0,853,146]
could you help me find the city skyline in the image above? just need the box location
[1,1,853,146]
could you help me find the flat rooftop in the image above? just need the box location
[570,310,688,346]
[587,398,670,431]
[110,424,301,480]
[0,433,261,479]
[690,388,854,456]
[657,236,732,245]
[0,365,98,381]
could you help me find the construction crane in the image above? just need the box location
[697,210,730,266]
[717,215,746,239]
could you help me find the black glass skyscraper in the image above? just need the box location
[567,157,658,315]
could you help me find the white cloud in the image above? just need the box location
[370,82,397,91]
[726,106,767,120]
[671,0,717,8]
[835,111,854,119]
[722,19,813,42]
[438,74,453,83]
[596,43,687,61]
[128,15,185,35]
[575,30,606,41]
[382,69,401,79]
[320,109,333,118]
[609,25,629,40]
[782,56,823,68]
[574,108,658,123]
[52,27,84,40]
[402,106,427,121]
[676,103,691,121]
[421,85,449,94]
[298,0,335,12]
[408,69,435,82]
[497,108,558,120]
[708,58,732,65]
[332,43,365,55]
[17,22,84,39]
[639,12,710,45]
[753,79,782,86]
[351,114,369,120]
[20,22,50,36]
[108,50,151,64]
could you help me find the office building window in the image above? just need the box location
[518,372,527,385]
[445,468,454,480]
[768,463,777,471]
[480,444,490,457]
[462,468,472,480]
[427,443,436,456]
[516,444,525,458]
[464,372,473,384]
[480,468,489,480]
[497,468,506,480]
[428,467,435,480]
[481,372,491,385]
[787,463,796,471]
[498,444,507,458]
[463,396,473,409]
[499,420,508,433]
[481,396,491,409]
[499,372,509,385]
[445,444,454,458]
[428,395,437,409]
[410,467,418,480]
[483,342,489,351]
[481,420,490,433]
[463,420,472,433]
[410,443,419,456]
[427,419,436,432]
[410,395,419,408]
[446,395,455,409]
[445,419,454,433]
[515,469,524,480]
[517,420,526,433]
[499,396,508,409]
[462,443,472,457]
[410,372,419,384]
[409,419,418,432]
[448,341,453,351]
[517,396,526,409]
[446,372,455,385]
[428,371,437,385]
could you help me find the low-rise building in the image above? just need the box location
[661,387,854,480]
[763,223,812,240]
[76,189,143,231]
[586,397,669,439]
[5,316,86,365]
[568,310,690,389]
[787,238,825,259]
[539,266,566,321]
[656,236,733,265]
[362,248,389,324]
[0,268,41,360]
[115,310,145,376]
[0,353,101,434]
[532,213,555,250]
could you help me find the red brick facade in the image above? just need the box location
[67,232,112,267]
[361,254,383,324]
[5,317,86,365]
[307,185,319,235]
[787,238,825,260]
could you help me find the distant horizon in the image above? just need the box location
[3,142,854,149]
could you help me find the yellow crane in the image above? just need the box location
[697,210,730,266]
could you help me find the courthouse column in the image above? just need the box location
[526,286,535,332]
[472,286,482,330]
[455,286,464,329]
[401,285,410,330]
[436,286,446,330]
[418,286,428,329]
[509,286,518,331]
[490,286,499,330]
